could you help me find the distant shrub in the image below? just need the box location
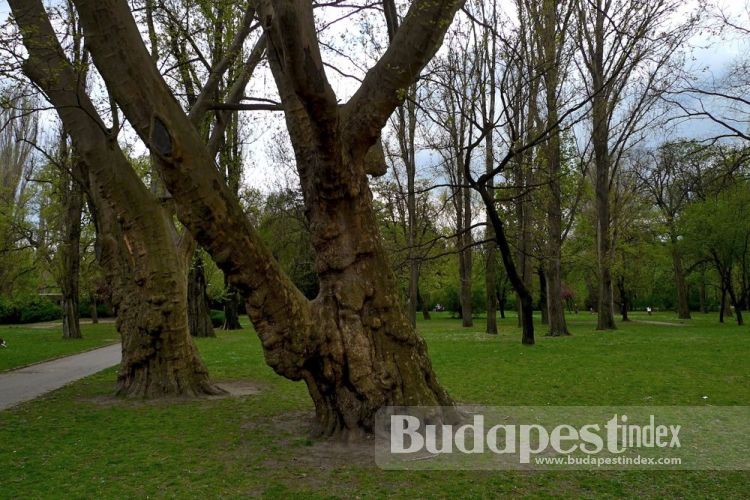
[18,297,63,323]
[209,309,225,328]
[0,298,20,324]
[78,299,112,319]
[0,296,63,324]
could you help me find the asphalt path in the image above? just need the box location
[0,344,121,411]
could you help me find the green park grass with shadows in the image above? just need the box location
[0,312,748,497]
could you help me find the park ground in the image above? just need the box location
[0,312,748,498]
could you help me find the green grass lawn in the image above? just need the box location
[0,312,748,498]
[0,321,119,372]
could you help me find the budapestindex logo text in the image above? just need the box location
[373,406,750,470]
[390,414,681,464]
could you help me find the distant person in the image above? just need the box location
[647,306,652,316]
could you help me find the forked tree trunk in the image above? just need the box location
[188,252,215,338]
[12,0,222,397]
[66,0,461,436]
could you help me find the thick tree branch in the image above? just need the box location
[341,0,464,160]
[71,0,314,372]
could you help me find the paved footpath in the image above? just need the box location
[0,344,121,411]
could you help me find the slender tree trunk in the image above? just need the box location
[460,184,473,327]
[498,287,506,319]
[699,273,707,314]
[223,280,242,330]
[539,0,569,337]
[89,292,98,324]
[485,248,498,334]
[720,285,730,323]
[402,87,419,327]
[538,267,548,325]
[727,281,744,326]
[671,238,691,319]
[187,252,215,338]
[418,287,431,320]
[593,95,616,330]
[60,153,83,340]
[617,276,630,322]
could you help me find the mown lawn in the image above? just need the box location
[0,321,119,372]
[0,312,748,498]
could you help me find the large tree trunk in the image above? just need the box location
[12,0,222,397]
[671,240,691,319]
[86,184,221,398]
[67,0,459,436]
[60,155,83,340]
[187,252,215,338]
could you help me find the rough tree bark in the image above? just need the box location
[11,0,222,397]
[68,0,462,436]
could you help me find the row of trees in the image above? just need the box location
[0,0,747,437]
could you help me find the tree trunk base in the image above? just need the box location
[116,360,226,398]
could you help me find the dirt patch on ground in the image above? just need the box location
[82,379,264,407]
[241,410,376,469]
[211,380,263,398]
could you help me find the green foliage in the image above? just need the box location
[256,189,319,299]
[0,296,62,325]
